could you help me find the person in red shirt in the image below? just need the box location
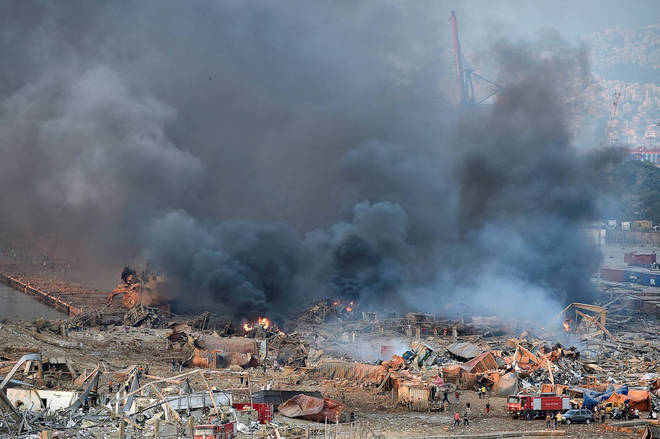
[454,412,460,426]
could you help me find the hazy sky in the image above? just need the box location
[453,0,658,42]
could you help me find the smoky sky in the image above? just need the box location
[0,1,629,322]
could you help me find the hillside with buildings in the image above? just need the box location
[585,25,659,150]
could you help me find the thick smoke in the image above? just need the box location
[0,1,610,322]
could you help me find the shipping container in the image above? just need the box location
[624,270,660,287]
[600,268,626,282]
[624,252,656,266]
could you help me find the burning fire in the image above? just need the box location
[562,320,571,333]
[345,306,352,312]
[243,317,272,332]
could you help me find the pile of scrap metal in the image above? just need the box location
[292,299,353,326]
[107,265,171,309]
[123,303,161,327]
[0,353,103,435]
[278,394,345,423]
[269,332,309,367]
[186,334,267,369]
[0,353,241,437]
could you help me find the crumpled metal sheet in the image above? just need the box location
[447,342,482,360]
[278,394,345,423]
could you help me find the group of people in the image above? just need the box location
[453,402,472,426]
[545,411,563,429]
[477,386,489,399]
[451,398,491,428]
[598,403,642,421]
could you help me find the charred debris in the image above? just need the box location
[0,282,659,437]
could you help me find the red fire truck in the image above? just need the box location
[507,394,571,419]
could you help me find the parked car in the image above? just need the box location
[562,409,594,424]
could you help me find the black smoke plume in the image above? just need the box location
[0,1,612,322]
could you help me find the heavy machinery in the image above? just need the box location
[449,11,501,106]
[507,393,571,419]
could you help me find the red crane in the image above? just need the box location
[450,11,466,104]
[449,11,500,106]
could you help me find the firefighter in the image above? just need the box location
[555,411,562,428]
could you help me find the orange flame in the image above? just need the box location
[243,317,272,332]
[562,320,570,332]
[345,306,353,312]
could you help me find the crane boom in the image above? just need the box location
[450,11,465,104]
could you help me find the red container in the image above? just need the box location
[624,252,656,266]
[232,403,273,424]
[600,268,625,282]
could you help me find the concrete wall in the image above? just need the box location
[7,388,78,414]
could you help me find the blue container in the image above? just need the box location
[625,270,660,287]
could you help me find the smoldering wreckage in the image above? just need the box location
[0,266,659,439]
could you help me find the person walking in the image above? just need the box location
[546,412,552,429]
[442,390,449,404]
[486,401,490,416]
[453,411,460,426]
[463,410,469,426]
[455,391,460,406]
[600,409,606,424]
